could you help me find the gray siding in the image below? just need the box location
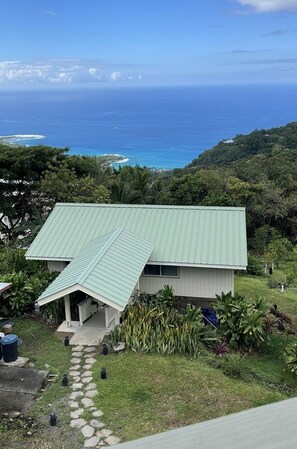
[139,267,234,299]
[47,261,67,273]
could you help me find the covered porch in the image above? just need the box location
[36,227,153,346]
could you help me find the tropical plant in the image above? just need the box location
[154,285,175,307]
[213,292,268,352]
[219,353,248,379]
[109,303,218,356]
[284,342,297,375]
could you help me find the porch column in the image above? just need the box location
[64,294,71,327]
[115,310,121,325]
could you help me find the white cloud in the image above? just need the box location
[233,0,297,12]
[111,71,124,81]
[0,59,143,85]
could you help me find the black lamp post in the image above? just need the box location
[101,367,107,379]
[102,343,108,355]
[64,336,69,346]
[62,374,68,386]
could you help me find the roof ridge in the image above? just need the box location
[55,203,245,211]
[78,227,124,285]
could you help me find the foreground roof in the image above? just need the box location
[37,228,153,310]
[26,203,247,269]
[112,397,297,449]
[0,283,11,294]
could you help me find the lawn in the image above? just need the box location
[1,317,83,449]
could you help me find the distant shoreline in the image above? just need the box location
[0,134,129,167]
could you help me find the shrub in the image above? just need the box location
[284,342,297,375]
[109,303,218,356]
[220,353,248,379]
[247,255,264,276]
[213,292,268,352]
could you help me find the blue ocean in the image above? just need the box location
[1,84,297,169]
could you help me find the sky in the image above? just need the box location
[1,0,297,88]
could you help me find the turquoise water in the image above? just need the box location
[1,85,297,168]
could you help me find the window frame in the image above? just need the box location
[143,264,179,278]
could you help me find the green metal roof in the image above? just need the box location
[26,203,247,269]
[112,397,297,449]
[37,227,153,310]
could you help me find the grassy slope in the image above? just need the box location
[91,274,297,442]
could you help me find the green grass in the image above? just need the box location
[92,351,285,442]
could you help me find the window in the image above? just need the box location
[143,265,178,277]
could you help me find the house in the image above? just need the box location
[26,203,247,339]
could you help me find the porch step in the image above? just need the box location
[69,326,107,347]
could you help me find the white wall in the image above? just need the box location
[78,297,98,325]
[139,267,234,299]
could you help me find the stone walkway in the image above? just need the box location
[69,346,121,448]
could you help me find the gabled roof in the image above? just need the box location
[37,227,153,311]
[26,203,247,269]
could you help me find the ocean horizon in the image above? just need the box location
[1,84,297,169]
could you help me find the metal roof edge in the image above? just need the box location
[79,286,125,311]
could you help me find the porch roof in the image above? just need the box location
[37,227,153,311]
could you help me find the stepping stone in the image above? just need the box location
[105,436,121,446]
[84,352,96,358]
[69,401,79,408]
[90,419,105,429]
[69,370,81,377]
[71,364,81,371]
[71,408,84,419]
[71,357,81,365]
[92,410,104,418]
[85,383,97,391]
[84,436,100,448]
[81,397,94,407]
[72,351,83,358]
[85,357,96,365]
[72,345,84,352]
[82,370,93,377]
[82,377,93,384]
[83,364,93,370]
[81,424,95,438]
[70,391,84,400]
[70,418,87,428]
[97,429,112,438]
[84,347,97,353]
[72,376,81,383]
[71,383,83,390]
[85,390,97,398]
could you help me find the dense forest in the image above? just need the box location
[1,122,297,284]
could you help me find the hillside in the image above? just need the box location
[188,122,297,168]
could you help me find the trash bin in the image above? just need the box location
[1,334,18,363]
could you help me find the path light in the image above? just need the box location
[50,412,57,426]
[101,367,107,379]
[64,336,69,347]
[62,374,68,387]
[34,302,40,314]
[102,343,108,356]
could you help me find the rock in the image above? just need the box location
[69,370,81,377]
[105,436,121,446]
[84,357,96,365]
[68,401,79,408]
[82,370,93,377]
[8,411,21,418]
[71,382,83,390]
[84,353,96,358]
[45,363,50,368]
[82,376,93,384]
[85,390,97,398]
[72,345,84,352]
[71,364,81,370]
[84,436,100,448]
[70,408,84,418]
[113,342,125,353]
[72,351,83,357]
[81,397,94,407]
[70,391,84,399]
[70,418,87,428]
[83,364,93,370]
[81,424,95,438]
[97,429,112,438]
[84,347,97,353]
[92,410,104,418]
[85,383,97,390]
[71,357,81,365]
[26,431,32,436]
[90,419,105,429]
